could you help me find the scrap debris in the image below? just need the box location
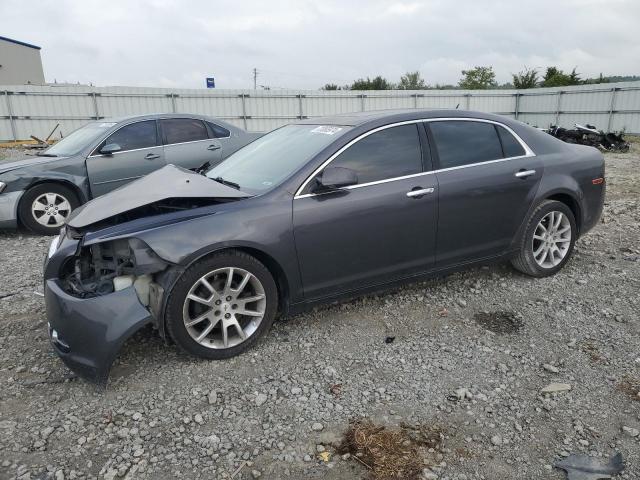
[555,452,624,480]
[546,124,630,152]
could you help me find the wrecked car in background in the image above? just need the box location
[43,109,606,384]
[546,123,630,152]
[0,114,261,234]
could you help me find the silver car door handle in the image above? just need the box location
[406,187,435,198]
[144,153,161,160]
[515,169,536,178]
[207,144,221,151]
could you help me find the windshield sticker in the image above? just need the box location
[310,126,343,135]
[98,122,117,127]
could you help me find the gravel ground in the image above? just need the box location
[0,144,639,480]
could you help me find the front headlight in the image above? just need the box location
[47,234,60,259]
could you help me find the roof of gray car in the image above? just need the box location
[94,113,239,129]
[298,109,513,127]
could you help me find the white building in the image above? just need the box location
[0,35,45,85]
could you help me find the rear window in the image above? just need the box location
[207,122,231,138]
[497,125,526,157]
[429,120,503,169]
[161,118,209,144]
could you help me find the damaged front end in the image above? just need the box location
[45,234,171,385]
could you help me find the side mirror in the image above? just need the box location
[100,143,122,155]
[314,166,358,192]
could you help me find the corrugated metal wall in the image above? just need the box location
[1,81,639,141]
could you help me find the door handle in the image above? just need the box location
[406,187,435,198]
[207,144,221,151]
[515,169,536,178]
[144,153,161,160]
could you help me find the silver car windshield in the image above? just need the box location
[206,124,351,195]
[45,122,116,156]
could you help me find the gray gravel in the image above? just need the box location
[1,144,639,480]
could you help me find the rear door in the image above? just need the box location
[427,119,543,266]
[161,118,222,170]
[86,120,165,197]
[293,123,438,300]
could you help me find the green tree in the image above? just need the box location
[321,83,339,90]
[458,66,497,89]
[349,76,394,90]
[397,71,427,90]
[540,67,582,87]
[512,67,538,89]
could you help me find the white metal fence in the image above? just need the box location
[2,81,640,141]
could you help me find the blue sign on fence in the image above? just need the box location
[206,77,215,88]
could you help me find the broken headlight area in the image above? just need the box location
[60,238,168,306]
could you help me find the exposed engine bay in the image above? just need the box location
[60,238,168,305]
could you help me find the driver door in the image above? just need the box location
[86,120,165,197]
[293,123,438,300]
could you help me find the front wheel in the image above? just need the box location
[165,250,278,359]
[19,183,80,235]
[511,200,577,277]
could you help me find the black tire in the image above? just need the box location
[18,183,81,235]
[511,200,577,277]
[165,250,278,360]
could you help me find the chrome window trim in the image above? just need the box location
[88,145,161,159]
[293,117,535,199]
[163,138,218,147]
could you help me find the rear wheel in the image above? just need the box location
[165,250,278,359]
[19,183,80,235]
[511,200,577,277]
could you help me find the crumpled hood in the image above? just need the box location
[0,155,66,174]
[67,164,249,228]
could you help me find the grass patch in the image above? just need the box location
[338,420,443,480]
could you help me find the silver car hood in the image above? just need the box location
[0,155,67,174]
[67,164,249,228]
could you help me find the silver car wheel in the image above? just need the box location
[532,210,572,268]
[182,267,267,349]
[31,193,72,227]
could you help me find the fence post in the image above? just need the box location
[514,92,520,120]
[360,94,366,111]
[554,90,563,125]
[607,87,619,132]
[170,93,178,113]
[413,93,418,109]
[90,92,100,119]
[4,91,17,141]
[240,93,248,130]
[465,93,471,110]
[297,94,305,119]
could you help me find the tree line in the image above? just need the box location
[322,67,640,91]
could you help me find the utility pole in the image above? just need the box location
[253,68,258,90]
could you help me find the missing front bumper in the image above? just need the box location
[45,279,153,384]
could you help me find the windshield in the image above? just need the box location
[44,122,117,156]
[206,124,351,195]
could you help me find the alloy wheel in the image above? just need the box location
[531,210,572,268]
[182,267,267,349]
[31,193,72,227]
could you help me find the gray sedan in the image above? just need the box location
[43,109,605,383]
[0,113,261,234]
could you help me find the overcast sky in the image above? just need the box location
[2,0,639,90]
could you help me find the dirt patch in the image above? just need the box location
[338,420,443,480]
[473,311,523,334]
[616,376,640,401]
